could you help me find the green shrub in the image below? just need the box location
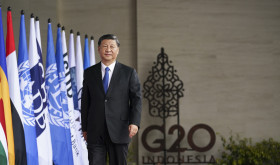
[215,134,280,165]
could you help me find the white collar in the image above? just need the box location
[101,61,116,72]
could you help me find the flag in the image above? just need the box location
[75,32,83,110]
[55,24,73,165]
[18,11,39,165]
[45,21,68,165]
[89,36,96,66]
[62,27,82,165]
[0,6,14,165]
[68,31,87,164]
[83,35,90,70]
[75,32,88,164]
[35,17,44,65]
[68,30,78,110]
[6,8,27,165]
[29,14,52,165]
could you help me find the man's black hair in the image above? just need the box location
[98,34,120,47]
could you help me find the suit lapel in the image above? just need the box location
[107,61,121,95]
[94,62,104,93]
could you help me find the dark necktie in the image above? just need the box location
[103,67,110,93]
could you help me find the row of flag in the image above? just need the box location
[0,7,96,165]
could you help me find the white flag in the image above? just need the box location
[75,32,88,164]
[69,31,89,164]
[62,28,86,165]
[29,15,53,165]
[75,33,83,109]
[89,36,96,66]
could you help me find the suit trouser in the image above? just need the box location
[87,129,129,165]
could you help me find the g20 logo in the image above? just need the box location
[141,123,216,152]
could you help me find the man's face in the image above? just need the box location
[98,39,119,65]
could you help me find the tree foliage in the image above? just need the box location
[215,134,280,165]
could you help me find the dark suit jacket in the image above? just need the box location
[81,61,142,144]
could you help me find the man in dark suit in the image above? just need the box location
[81,34,142,165]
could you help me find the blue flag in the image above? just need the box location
[18,12,39,165]
[45,22,69,165]
[55,26,74,165]
[83,35,90,70]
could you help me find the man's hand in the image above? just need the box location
[128,124,138,138]
[83,131,87,142]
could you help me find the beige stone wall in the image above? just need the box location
[58,0,137,68]
[137,0,280,164]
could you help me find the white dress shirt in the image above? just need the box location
[101,61,116,88]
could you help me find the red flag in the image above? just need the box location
[6,7,27,165]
